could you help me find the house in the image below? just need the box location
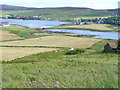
[104,42,119,53]
[0,22,10,27]
[96,20,104,24]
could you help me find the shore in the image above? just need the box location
[33,27,119,32]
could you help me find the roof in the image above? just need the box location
[109,42,118,48]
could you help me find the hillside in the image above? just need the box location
[1,4,92,11]
[1,4,116,19]
[0,4,41,11]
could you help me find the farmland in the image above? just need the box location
[48,24,116,32]
[0,47,58,61]
[1,7,111,19]
[1,25,44,39]
[2,39,118,88]
[0,36,101,48]
[0,30,22,41]
[1,21,118,88]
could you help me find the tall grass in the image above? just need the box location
[2,39,118,88]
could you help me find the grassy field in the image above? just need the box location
[1,25,46,39]
[0,47,58,61]
[1,11,33,17]
[2,39,118,88]
[0,30,22,41]
[0,36,101,48]
[1,24,118,88]
[49,24,116,32]
[2,9,110,19]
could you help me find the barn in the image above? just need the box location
[104,41,119,53]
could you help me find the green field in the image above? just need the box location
[1,25,51,39]
[1,25,118,88]
[48,24,117,32]
[2,9,110,19]
[2,39,118,88]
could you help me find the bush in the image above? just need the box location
[65,49,85,55]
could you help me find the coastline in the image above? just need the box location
[34,27,119,32]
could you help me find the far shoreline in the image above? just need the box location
[33,27,119,32]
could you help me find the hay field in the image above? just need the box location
[64,24,113,31]
[0,36,101,48]
[0,30,22,41]
[0,47,58,61]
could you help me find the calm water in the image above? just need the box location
[2,19,71,28]
[47,29,120,40]
[1,19,119,39]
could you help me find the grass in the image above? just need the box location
[2,39,118,88]
[0,35,101,48]
[0,30,22,41]
[2,9,110,19]
[0,47,58,61]
[48,24,117,32]
[1,11,32,17]
[1,25,49,39]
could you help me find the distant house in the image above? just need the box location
[96,20,104,24]
[104,42,119,53]
[0,22,10,27]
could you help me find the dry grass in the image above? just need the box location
[0,30,22,41]
[0,36,101,48]
[64,24,113,31]
[0,47,58,61]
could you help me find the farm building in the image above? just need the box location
[104,41,120,53]
[0,22,10,27]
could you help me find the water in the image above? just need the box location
[47,29,120,40]
[2,19,71,28]
[1,19,119,39]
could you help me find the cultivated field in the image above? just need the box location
[65,24,113,31]
[0,47,58,61]
[2,25,41,39]
[0,30,22,41]
[2,39,118,88]
[50,24,115,31]
[0,36,101,48]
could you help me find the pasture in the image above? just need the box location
[65,24,115,31]
[0,36,101,48]
[0,30,22,41]
[2,8,110,19]
[0,47,58,61]
[49,24,116,31]
[2,39,118,88]
[1,25,42,39]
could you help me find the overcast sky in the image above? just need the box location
[1,0,120,9]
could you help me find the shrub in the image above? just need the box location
[65,49,85,55]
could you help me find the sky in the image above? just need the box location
[1,0,120,9]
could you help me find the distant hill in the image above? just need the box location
[1,4,118,19]
[106,9,118,16]
[0,4,41,11]
[1,4,92,11]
